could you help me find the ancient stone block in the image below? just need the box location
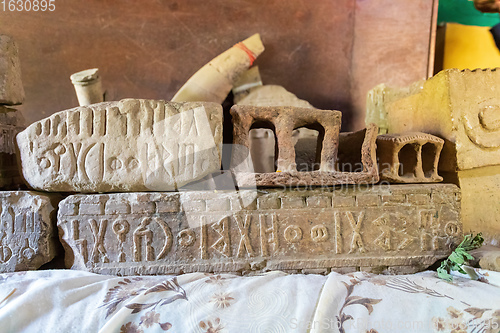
[0,106,25,189]
[17,99,223,192]
[377,132,444,183]
[230,105,379,187]
[0,35,25,105]
[366,69,500,243]
[58,184,462,276]
[0,191,60,272]
[369,68,500,171]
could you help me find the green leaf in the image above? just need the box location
[437,266,453,281]
[437,233,484,282]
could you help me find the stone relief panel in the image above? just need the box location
[58,184,462,276]
[17,99,223,192]
[0,191,60,272]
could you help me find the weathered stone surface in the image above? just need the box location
[377,132,444,183]
[365,81,424,134]
[458,166,500,244]
[479,250,500,272]
[470,245,500,272]
[17,99,223,192]
[369,68,500,171]
[230,105,379,187]
[0,35,25,105]
[366,69,500,243]
[0,106,25,189]
[0,191,60,272]
[235,81,318,174]
[58,184,462,276]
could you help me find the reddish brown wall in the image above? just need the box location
[0,0,435,130]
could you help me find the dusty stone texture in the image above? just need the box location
[58,184,462,276]
[0,35,25,105]
[236,85,316,108]
[0,191,60,272]
[368,68,500,172]
[470,245,500,272]
[365,81,424,134]
[17,99,223,192]
[235,81,318,173]
[366,69,500,244]
[377,132,444,183]
[479,250,500,272]
[458,166,500,244]
[230,105,379,187]
[0,106,25,189]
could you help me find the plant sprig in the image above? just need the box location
[437,233,484,281]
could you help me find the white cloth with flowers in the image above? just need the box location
[0,269,499,333]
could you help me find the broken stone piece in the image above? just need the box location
[377,132,444,183]
[230,105,379,187]
[57,184,462,276]
[365,81,424,134]
[237,85,315,108]
[479,250,500,272]
[0,106,26,189]
[17,99,223,192]
[70,68,104,106]
[470,245,500,272]
[236,81,317,174]
[0,191,60,272]
[0,35,25,105]
[172,34,265,104]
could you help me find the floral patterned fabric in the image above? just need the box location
[0,269,499,332]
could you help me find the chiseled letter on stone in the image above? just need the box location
[0,191,60,272]
[17,99,223,192]
[58,184,462,276]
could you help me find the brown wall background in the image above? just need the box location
[0,0,435,130]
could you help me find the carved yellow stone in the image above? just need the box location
[366,68,500,243]
[377,68,500,171]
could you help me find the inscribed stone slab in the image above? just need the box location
[17,99,223,192]
[0,191,60,272]
[58,184,462,276]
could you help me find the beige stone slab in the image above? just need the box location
[58,184,462,276]
[0,191,60,272]
[17,99,223,192]
[0,106,25,189]
[0,35,25,105]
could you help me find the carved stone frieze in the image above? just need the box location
[58,184,462,276]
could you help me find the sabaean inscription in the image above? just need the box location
[58,184,462,276]
[16,99,223,192]
[0,191,60,272]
